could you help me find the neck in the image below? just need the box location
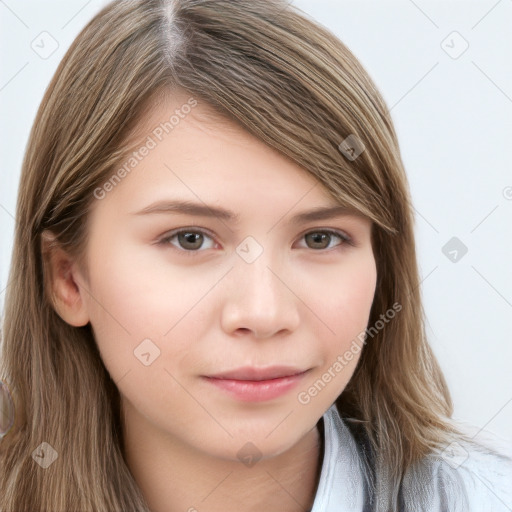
[121,399,324,512]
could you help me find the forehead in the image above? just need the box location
[99,90,343,207]
[86,88,374,243]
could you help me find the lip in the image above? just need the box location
[203,366,309,402]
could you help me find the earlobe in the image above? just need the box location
[41,230,90,327]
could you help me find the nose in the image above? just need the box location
[220,251,300,339]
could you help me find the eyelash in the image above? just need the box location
[157,227,354,254]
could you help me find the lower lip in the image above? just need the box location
[204,372,308,402]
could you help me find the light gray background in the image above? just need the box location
[1,1,511,445]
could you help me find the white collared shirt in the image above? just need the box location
[310,404,512,512]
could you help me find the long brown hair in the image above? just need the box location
[0,1,461,510]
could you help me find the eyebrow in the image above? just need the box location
[131,200,359,224]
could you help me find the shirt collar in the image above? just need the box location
[310,403,368,512]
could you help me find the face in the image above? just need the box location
[75,90,377,461]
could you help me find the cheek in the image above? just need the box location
[306,252,377,342]
[81,247,221,378]
[298,253,376,400]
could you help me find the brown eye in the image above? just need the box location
[302,230,350,250]
[177,232,204,250]
[159,229,216,252]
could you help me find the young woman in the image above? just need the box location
[0,1,510,511]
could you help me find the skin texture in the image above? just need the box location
[48,90,377,512]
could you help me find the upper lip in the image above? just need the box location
[207,366,308,381]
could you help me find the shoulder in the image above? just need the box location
[451,438,512,511]
[402,436,512,512]
[321,406,512,511]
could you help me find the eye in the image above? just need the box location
[158,229,216,252]
[157,228,353,253]
[297,230,352,250]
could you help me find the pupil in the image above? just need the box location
[307,232,328,248]
[179,232,202,249]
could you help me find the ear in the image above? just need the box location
[41,230,90,327]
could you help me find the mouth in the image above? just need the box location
[207,365,309,380]
[203,366,310,402]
